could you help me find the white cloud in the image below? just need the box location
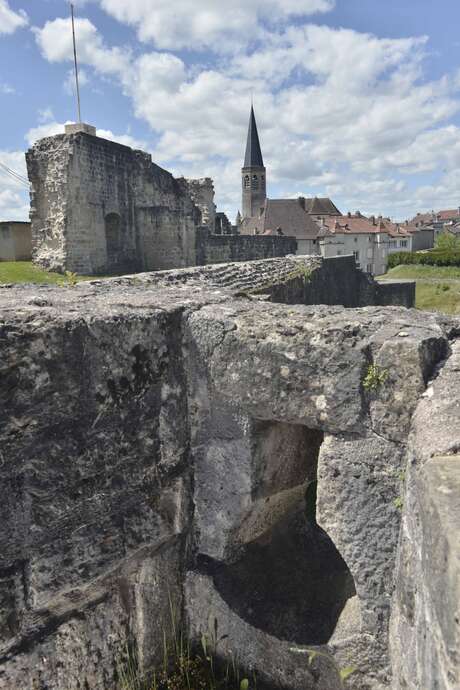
[33,17,130,75]
[0,150,29,221]
[96,128,147,149]
[32,12,460,220]
[25,121,68,145]
[0,0,27,35]
[97,0,335,51]
[0,81,15,94]
[64,67,89,96]
[25,120,147,151]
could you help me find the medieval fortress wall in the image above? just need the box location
[0,257,458,690]
[26,132,201,275]
[25,131,296,276]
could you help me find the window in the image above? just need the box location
[244,175,250,189]
[400,240,408,248]
[251,174,259,190]
[389,240,397,248]
[353,250,360,260]
[354,237,358,243]
[366,263,373,274]
[313,240,316,245]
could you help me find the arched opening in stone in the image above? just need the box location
[197,422,356,645]
[105,212,121,259]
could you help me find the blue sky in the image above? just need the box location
[1,0,460,222]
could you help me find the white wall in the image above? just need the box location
[387,237,412,254]
[320,232,389,275]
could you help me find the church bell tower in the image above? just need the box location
[242,106,266,219]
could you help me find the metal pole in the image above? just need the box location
[70,3,82,123]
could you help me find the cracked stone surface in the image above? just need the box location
[390,340,460,690]
[0,263,457,690]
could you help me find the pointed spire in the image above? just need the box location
[244,106,264,168]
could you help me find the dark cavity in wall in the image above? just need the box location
[198,423,355,645]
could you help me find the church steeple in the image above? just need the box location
[242,106,266,219]
[244,106,264,167]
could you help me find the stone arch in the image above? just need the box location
[105,212,121,259]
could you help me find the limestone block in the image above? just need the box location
[185,571,343,690]
[390,341,460,690]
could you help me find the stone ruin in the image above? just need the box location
[0,255,458,690]
[26,130,296,275]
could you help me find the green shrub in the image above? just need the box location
[388,250,460,269]
[435,231,460,252]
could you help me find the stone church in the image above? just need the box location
[237,107,341,254]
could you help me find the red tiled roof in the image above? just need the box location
[409,209,460,225]
[437,209,460,220]
[323,214,387,235]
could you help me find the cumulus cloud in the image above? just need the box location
[64,67,89,96]
[0,150,29,221]
[25,120,147,151]
[97,0,335,51]
[0,0,27,35]
[33,17,130,75]
[32,11,460,219]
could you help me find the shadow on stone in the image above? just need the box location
[197,454,356,645]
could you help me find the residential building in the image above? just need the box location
[319,214,390,275]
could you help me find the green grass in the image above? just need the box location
[378,264,460,314]
[0,261,106,285]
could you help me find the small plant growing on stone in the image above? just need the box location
[393,497,404,510]
[59,271,78,287]
[363,364,388,392]
[290,647,356,688]
[117,603,253,690]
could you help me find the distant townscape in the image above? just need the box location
[0,107,459,276]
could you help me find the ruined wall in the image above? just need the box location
[182,178,216,229]
[196,227,297,266]
[26,132,199,274]
[0,260,457,690]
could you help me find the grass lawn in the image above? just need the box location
[378,264,460,315]
[0,261,106,285]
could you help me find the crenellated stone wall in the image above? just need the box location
[0,258,457,690]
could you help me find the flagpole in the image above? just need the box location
[70,3,82,123]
